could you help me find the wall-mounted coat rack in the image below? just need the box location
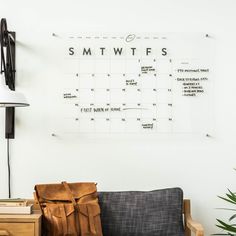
[1,18,16,138]
[0,18,29,139]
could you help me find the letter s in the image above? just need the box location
[162,48,167,56]
[69,47,74,55]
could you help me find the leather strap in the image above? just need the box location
[62,181,80,235]
[62,181,77,207]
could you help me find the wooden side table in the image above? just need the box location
[0,211,41,236]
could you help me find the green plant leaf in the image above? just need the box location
[212,233,235,235]
[229,215,236,221]
[218,196,236,205]
[216,224,235,234]
[226,190,236,204]
[216,219,236,233]
[228,189,236,196]
[216,208,236,211]
[212,234,233,235]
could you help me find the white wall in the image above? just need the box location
[1,0,236,235]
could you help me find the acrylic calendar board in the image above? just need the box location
[49,33,212,134]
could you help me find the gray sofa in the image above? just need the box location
[98,188,204,236]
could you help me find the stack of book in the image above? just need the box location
[0,199,33,214]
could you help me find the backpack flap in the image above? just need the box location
[35,182,97,202]
[47,203,75,218]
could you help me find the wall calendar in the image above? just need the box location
[51,33,212,134]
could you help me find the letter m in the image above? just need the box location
[83,48,92,55]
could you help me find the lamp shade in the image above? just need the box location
[0,74,29,107]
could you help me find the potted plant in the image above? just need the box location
[214,188,236,235]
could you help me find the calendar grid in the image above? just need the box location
[57,34,211,134]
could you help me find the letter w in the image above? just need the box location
[113,48,123,55]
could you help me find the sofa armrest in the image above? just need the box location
[183,199,204,236]
[186,213,204,236]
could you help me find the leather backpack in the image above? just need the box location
[34,182,103,236]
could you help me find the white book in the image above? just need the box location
[0,201,27,207]
[0,204,33,215]
[0,198,27,207]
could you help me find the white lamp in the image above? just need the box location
[0,73,29,107]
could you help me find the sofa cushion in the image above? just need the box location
[98,188,184,236]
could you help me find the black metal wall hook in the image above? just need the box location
[0,18,16,139]
[0,18,8,46]
[1,18,15,88]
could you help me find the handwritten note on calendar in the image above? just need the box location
[51,33,212,134]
